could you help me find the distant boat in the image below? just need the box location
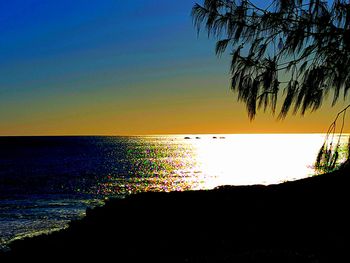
[184,137,191,139]
[212,136,217,139]
[195,137,201,139]
[219,137,226,139]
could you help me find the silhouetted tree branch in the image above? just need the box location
[315,103,350,173]
[192,0,350,120]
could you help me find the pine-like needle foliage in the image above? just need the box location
[192,0,350,119]
[314,104,350,174]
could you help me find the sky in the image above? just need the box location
[0,0,348,136]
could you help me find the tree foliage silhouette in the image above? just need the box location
[192,0,350,120]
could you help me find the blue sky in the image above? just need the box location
[0,0,346,135]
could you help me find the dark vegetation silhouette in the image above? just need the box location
[192,0,350,119]
[2,1,350,262]
[192,0,350,172]
[315,104,350,173]
[1,167,350,262]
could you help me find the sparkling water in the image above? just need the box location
[0,134,347,249]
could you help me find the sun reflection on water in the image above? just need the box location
[96,134,348,197]
[191,134,326,188]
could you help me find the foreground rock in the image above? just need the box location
[1,166,350,262]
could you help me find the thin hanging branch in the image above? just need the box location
[192,0,350,120]
[314,103,350,174]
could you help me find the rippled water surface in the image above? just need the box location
[0,134,348,248]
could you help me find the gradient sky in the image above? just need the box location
[0,0,348,135]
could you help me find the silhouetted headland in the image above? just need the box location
[1,163,350,262]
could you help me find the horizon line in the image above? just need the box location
[1,132,349,137]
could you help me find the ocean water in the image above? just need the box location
[0,134,348,249]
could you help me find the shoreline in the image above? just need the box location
[1,165,350,262]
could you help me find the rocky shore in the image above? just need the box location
[1,165,350,262]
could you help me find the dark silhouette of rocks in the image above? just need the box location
[1,165,350,262]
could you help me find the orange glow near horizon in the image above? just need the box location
[1,90,349,136]
[1,1,350,136]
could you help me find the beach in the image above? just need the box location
[2,1,350,262]
[1,134,335,249]
[1,163,349,262]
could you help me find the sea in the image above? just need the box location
[0,134,348,250]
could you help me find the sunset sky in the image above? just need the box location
[0,0,348,136]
